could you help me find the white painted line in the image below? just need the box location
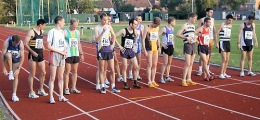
[0,92,21,120]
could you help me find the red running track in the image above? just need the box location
[0,26,259,120]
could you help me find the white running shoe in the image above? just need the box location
[128,71,133,80]
[117,76,124,82]
[224,73,231,78]
[64,89,70,95]
[196,71,203,76]
[28,92,39,98]
[159,78,166,84]
[59,96,68,102]
[219,74,225,79]
[96,84,101,90]
[8,71,14,80]
[37,89,48,96]
[50,98,55,104]
[101,87,106,94]
[248,71,256,76]
[165,77,174,82]
[240,71,245,77]
[104,79,110,85]
[12,95,19,102]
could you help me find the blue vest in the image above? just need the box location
[6,37,21,63]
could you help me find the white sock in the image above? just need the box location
[101,84,105,88]
[111,84,115,88]
[199,66,202,72]
[129,70,132,74]
[12,93,16,96]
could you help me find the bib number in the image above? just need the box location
[35,39,43,49]
[204,35,210,45]
[245,31,253,39]
[150,32,158,41]
[69,38,78,48]
[224,28,231,37]
[124,39,134,48]
[167,34,174,43]
[189,34,196,43]
[101,37,110,46]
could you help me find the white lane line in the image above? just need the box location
[0,92,21,120]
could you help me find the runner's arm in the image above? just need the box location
[94,27,105,42]
[1,40,8,71]
[76,30,84,55]
[253,23,258,47]
[18,42,25,69]
[176,24,186,39]
[23,30,35,53]
[142,26,148,51]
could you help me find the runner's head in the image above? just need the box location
[206,8,213,17]
[54,16,65,28]
[69,18,79,30]
[152,17,161,28]
[225,14,233,25]
[136,15,142,24]
[204,17,211,27]
[107,13,112,25]
[100,13,108,25]
[247,15,255,24]
[168,17,176,27]
[11,35,21,47]
[129,18,138,29]
[36,19,46,30]
[188,12,197,24]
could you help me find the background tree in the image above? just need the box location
[195,0,218,18]
[78,0,95,13]
[218,0,247,10]
[1,0,16,16]
[113,0,124,12]
[118,4,134,12]
[160,0,184,13]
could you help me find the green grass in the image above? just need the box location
[5,20,260,72]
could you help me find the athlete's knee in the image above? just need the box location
[4,52,12,59]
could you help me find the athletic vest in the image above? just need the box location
[183,23,196,44]
[198,26,210,46]
[145,25,159,51]
[136,24,142,43]
[201,17,214,39]
[7,37,21,62]
[121,28,135,49]
[219,22,232,41]
[241,22,254,46]
[97,25,112,53]
[162,26,174,45]
[29,29,43,49]
[65,28,80,57]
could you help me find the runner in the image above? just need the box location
[94,13,121,94]
[115,18,142,89]
[197,8,217,76]
[195,17,214,81]
[216,14,234,79]
[128,15,144,81]
[63,18,84,95]
[159,17,175,84]
[47,16,68,104]
[142,17,161,88]
[2,35,24,102]
[176,13,197,87]
[238,15,258,77]
[24,19,48,99]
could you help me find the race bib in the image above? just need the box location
[101,37,110,46]
[204,35,210,45]
[58,39,65,48]
[124,39,134,48]
[69,38,78,48]
[245,31,253,40]
[223,28,231,37]
[35,39,43,49]
[189,34,196,43]
[150,32,158,41]
[167,34,174,42]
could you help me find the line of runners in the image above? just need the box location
[1,8,258,103]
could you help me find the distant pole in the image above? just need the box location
[16,0,18,25]
[48,0,50,24]
[192,0,194,13]
[42,0,44,18]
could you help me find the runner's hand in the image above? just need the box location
[162,43,168,49]
[32,51,38,57]
[216,43,219,49]
[80,54,84,62]
[3,68,8,75]
[144,50,148,57]
[255,42,258,48]
[119,46,125,53]
[237,43,240,49]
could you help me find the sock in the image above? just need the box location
[133,80,137,84]
[101,84,105,88]
[129,70,132,74]
[12,93,16,96]
[199,66,202,72]
[111,83,115,88]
